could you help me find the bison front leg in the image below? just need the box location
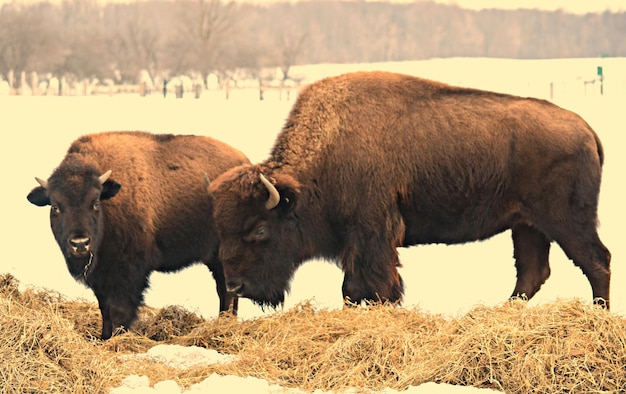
[206,260,239,315]
[342,267,404,306]
[219,292,239,315]
[510,224,552,301]
[93,279,145,340]
[97,298,114,340]
[340,245,404,305]
[340,216,406,305]
[96,296,139,340]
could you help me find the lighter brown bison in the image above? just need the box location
[207,71,611,310]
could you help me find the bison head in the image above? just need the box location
[27,163,121,283]
[207,165,306,308]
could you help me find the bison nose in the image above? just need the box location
[69,237,91,254]
[226,280,244,295]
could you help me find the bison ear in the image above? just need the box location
[100,179,121,200]
[27,187,50,207]
[271,173,300,215]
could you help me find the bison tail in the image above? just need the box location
[593,131,605,167]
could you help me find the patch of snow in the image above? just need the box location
[405,382,503,394]
[121,344,236,370]
[110,375,152,393]
[189,374,307,393]
[111,345,503,394]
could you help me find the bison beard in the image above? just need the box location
[208,71,611,310]
[28,131,249,339]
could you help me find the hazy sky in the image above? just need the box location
[432,0,626,13]
[0,0,625,14]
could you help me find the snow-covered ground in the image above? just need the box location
[111,345,502,394]
[2,57,625,393]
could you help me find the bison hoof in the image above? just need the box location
[508,293,529,302]
[593,297,609,309]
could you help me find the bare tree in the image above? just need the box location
[104,3,162,83]
[3,0,626,91]
[166,0,237,86]
[56,0,110,80]
[276,31,307,82]
[0,3,64,87]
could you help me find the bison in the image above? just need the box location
[27,131,250,339]
[207,71,611,310]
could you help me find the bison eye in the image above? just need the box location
[245,222,270,242]
[256,226,267,239]
[93,200,101,211]
[243,221,270,242]
[51,205,61,215]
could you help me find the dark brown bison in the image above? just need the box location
[27,131,250,339]
[207,71,611,310]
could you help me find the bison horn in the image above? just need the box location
[35,177,48,189]
[98,170,112,185]
[203,173,211,188]
[259,173,280,210]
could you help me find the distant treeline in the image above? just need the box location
[1,0,624,88]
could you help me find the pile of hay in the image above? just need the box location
[177,301,626,393]
[1,273,625,393]
[0,274,116,392]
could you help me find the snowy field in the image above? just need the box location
[2,57,625,393]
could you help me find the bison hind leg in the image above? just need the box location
[510,224,552,301]
[555,229,611,308]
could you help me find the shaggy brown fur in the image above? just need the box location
[28,131,250,339]
[208,71,610,309]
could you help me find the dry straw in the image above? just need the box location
[1,273,624,393]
